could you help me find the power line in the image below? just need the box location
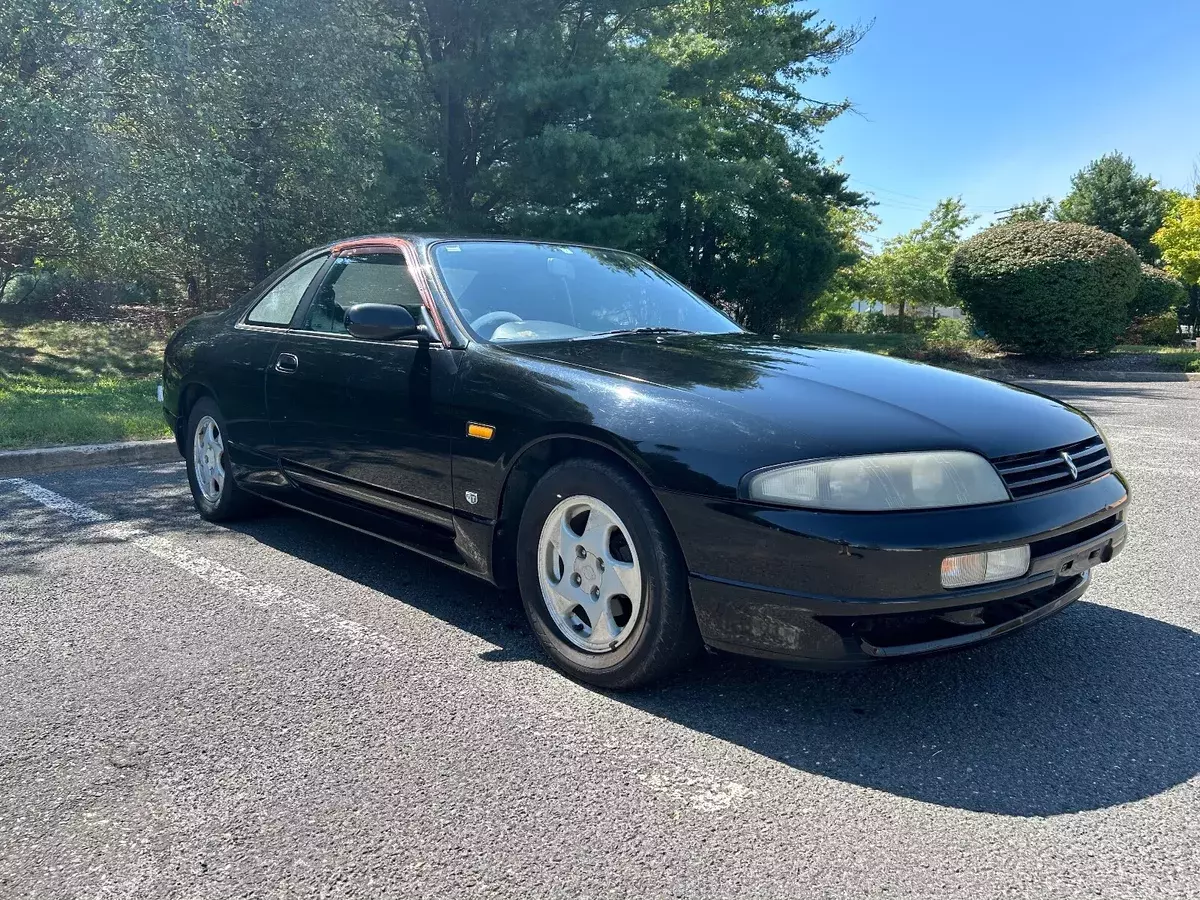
[848,178,1016,214]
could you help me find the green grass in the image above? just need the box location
[1113,344,1200,371]
[0,320,170,449]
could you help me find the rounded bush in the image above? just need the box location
[947,221,1141,355]
[1131,263,1187,318]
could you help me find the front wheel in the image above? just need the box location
[515,458,702,689]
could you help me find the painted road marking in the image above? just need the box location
[4,477,111,523]
[0,477,400,655]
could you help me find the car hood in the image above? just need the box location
[502,333,1097,460]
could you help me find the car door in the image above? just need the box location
[219,254,329,463]
[263,248,457,526]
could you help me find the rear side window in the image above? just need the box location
[302,253,424,335]
[246,257,326,326]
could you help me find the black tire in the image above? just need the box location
[515,458,702,689]
[184,397,256,522]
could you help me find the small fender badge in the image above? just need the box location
[467,422,495,440]
[465,491,479,505]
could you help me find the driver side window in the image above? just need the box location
[302,252,424,335]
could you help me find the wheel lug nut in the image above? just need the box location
[576,546,587,559]
[590,586,600,599]
[572,573,582,586]
[596,559,604,570]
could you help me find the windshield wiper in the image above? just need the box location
[572,327,697,340]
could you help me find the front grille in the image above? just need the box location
[992,435,1112,499]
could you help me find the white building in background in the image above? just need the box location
[851,299,964,319]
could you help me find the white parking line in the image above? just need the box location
[3,477,111,523]
[1,477,400,655]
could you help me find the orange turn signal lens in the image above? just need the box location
[467,422,495,440]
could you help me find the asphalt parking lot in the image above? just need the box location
[1,380,1197,899]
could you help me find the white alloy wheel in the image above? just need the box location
[537,494,644,655]
[192,415,226,502]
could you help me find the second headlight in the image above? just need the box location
[744,451,1010,511]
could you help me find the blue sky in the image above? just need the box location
[813,0,1200,243]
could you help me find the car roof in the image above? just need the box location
[324,233,622,253]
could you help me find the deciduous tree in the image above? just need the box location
[1153,195,1200,287]
[1000,198,1053,223]
[805,206,880,326]
[860,198,976,329]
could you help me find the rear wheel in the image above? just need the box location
[184,397,256,522]
[515,458,701,689]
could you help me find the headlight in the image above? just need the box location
[744,451,1010,511]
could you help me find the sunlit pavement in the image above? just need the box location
[1,380,1196,899]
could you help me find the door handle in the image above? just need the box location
[275,352,299,374]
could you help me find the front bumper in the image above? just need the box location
[659,472,1129,666]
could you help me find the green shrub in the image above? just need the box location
[1131,264,1187,318]
[804,311,973,338]
[1,269,79,306]
[1,267,166,311]
[804,309,850,332]
[947,221,1141,356]
[927,317,972,341]
[847,310,892,334]
[848,311,934,335]
[891,336,998,365]
[1121,311,1180,345]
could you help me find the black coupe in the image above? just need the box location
[162,235,1129,688]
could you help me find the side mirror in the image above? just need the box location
[344,303,421,341]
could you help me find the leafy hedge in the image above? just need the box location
[947,221,1141,355]
[1122,311,1180,345]
[1131,263,1187,318]
[802,309,969,336]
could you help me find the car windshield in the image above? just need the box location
[431,241,742,343]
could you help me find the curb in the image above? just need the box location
[0,439,179,478]
[973,370,1200,383]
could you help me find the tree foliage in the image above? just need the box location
[1055,153,1170,263]
[858,198,975,326]
[805,206,879,326]
[1152,194,1200,287]
[1,0,866,326]
[1000,198,1053,223]
[948,221,1141,356]
[0,0,108,285]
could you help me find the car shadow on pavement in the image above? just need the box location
[225,506,1200,820]
[630,606,1199,817]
